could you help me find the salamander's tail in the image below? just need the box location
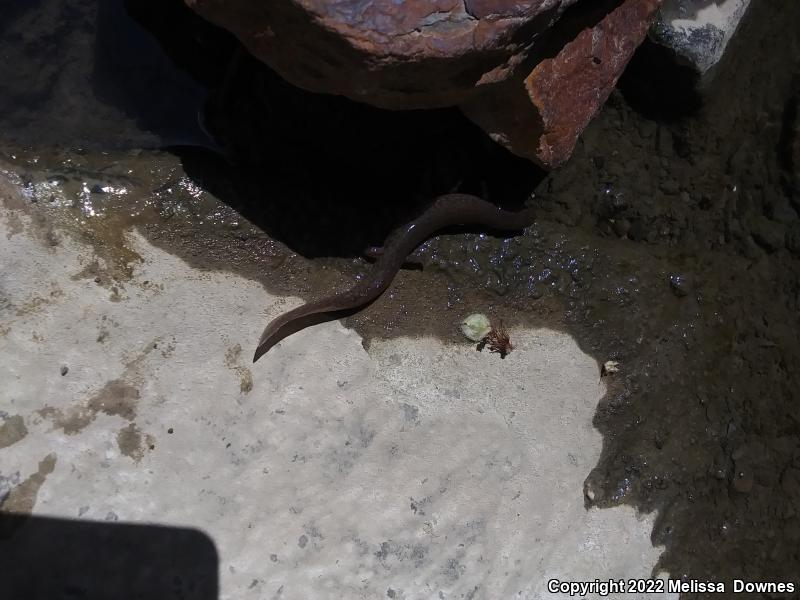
[252,300,339,363]
[252,340,270,363]
[252,305,308,363]
[253,323,280,363]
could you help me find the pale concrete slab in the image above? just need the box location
[0,180,675,599]
[653,0,751,75]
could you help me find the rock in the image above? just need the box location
[782,468,800,497]
[769,198,798,225]
[462,0,663,167]
[612,218,632,238]
[188,0,662,168]
[527,0,663,167]
[731,469,754,494]
[186,0,582,110]
[656,126,673,155]
[668,274,689,297]
[750,215,785,253]
[650,0,752,77]
[628,219,647,241]
[637,119,657,139]
[660,179,680,195]
[786,223,800,256]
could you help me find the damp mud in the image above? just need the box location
[2,0,800,594]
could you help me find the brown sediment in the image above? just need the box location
[0,415,28,449]
[116,423,154,463]
[1,454,57,514]
[35,341,157,435]
[38,379,140,436]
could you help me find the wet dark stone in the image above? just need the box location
[782,468,800,497]
[668,274,689,297]
[750,215,786,252]
[659,179,681,195]
[612,218,631,238]
[786,222,800,255]
[627,219,647,241]
[731,470,754,494]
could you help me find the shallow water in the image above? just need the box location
[2,0,800,591]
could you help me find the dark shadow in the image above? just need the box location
[167,47,546,257]
[618,38,703,121]
[0,0,47,34]
[121,0,696,260]
[0,512,218,600]
[122,0,236,88]
[0,0,217,149]
[121,0,547,258]
[93,0,215,148]
[521,0,627,66]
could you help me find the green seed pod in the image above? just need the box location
[460,313,492,342]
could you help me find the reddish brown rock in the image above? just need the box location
[527,0,663,166]
[187,0,661,168]
[462,0,663,168]
[185,0,580,109]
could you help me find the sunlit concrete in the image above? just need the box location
[1,178,674,599]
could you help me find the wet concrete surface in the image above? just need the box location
[1,0,800,595]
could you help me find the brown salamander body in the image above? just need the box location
[253,193,536,362]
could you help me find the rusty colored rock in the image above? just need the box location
[186,0,580,109]
[188,0,661,168]
[462,0,662,168]
[526,0,663,166]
